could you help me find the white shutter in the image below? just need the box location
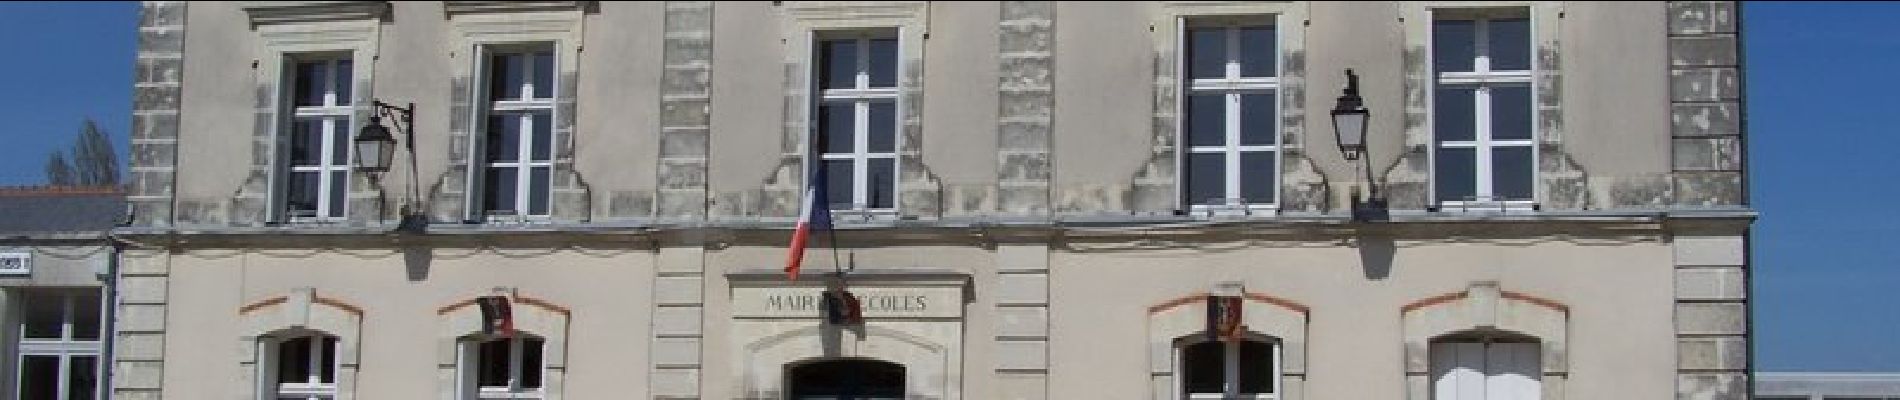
[1431,342,1488,400]
[1484,342,1541,400]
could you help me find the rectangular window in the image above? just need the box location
[465,337,544,400]
[1430,341,1540,400]
[814,32,899,212]
[267,334,338,400]
[475,47,555,220]
[282,57,354,221]
[15,290,103,400]
[1431,12,1534,207]
[1181,18,1279,212]
[1179,338,1280,400]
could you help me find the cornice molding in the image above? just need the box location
[241,1,387,26]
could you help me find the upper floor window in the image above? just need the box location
[474,46,555,221]
[1179,336,1279,400]
[16,290,102,400]
[814,32,899,213]
[1181,18,1278,212]
[461,336,545,399]
[282,57,354,222]
[261,333,339,400]
[1430,339,1541,400]
[1431,11,1534,207]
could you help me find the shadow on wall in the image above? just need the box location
[403,245,432,281]
[1357,235,1396,280]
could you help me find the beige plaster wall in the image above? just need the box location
[174,4,255,204]
[708,1,790,198]
[1050,1,1155,188]
[157,248,655,399]
[921,1,1002,186]
[1561,1,1672,176]
[576,1,666,215]
[1047,238,1678,399]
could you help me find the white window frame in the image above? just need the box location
[262,333,339,400]
[1178,17,1281,214]
[473,45,556,222]
[282,56,354,222]
[1176,336,1282,400]
[812,31,901,214]
[461,336,545,400]
[1429,10,1537,210]
[15,291,103,400]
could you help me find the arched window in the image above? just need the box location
[1178,335,1280,400]
[1429,333,1540,400]
[785,358,905,400]
[460,335,545,399]
[259,331,339,400]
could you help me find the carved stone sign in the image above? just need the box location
[733,286,963,319]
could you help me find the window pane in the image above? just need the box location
[20,355,57,400]
[278,337,313,384]
[1489,18,1532,71]
[1240,93,1275,146]
[1186,153,1226,206]
[869,158,895,209]
[1187,27,1226,79]
[484,168,519,214]
[868,102,896,153]
[1434,87,1476,143]
[1237,341,1275,394]
[486,115,522,163]
[820,39,858,90]
[328,119,350,166]
[1490,86,1533,140]
[1493,146,1534,201]
[23,294,64,339]
[290,119,323,166]
[1187,27,1227,79]
[823,160,854,209]
[532,51,554,99]
[530,113,552,161]
[868,38,898,88]
[327,172,347,218]
[69,356,98,400]
[490,53,524,101]
[320,337,338,384]
[1237,26,1276,78]
[477,339,510,387]
[818,103,854,154]
[333,59,353,106]
[1181,341,1225,395]
[1435,147,1476,203]
[521,338,545,389]
[287,172,320,217]
[1433,20,1476,72]
[528,166,551,216]
[1241,152,1276,204]
[72,291,101,340]
[294,61,326,107]
[1185,94,1225,147]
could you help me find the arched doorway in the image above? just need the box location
[785,358,905,400]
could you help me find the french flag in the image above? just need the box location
[785,159,832,281]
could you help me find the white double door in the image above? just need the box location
[1430,342,1540,400]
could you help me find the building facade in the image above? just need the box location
[1,186,122,400]
[117,1,1752,399]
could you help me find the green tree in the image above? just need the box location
[43,118,120,186]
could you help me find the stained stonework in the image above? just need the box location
[130,1,186,228]
[996,1,1054,215]
[1668,1,1745,207]
[656,1,715,219]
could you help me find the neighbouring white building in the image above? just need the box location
[115,2,1752,400]
[0,186,121,400]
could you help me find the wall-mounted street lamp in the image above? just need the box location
[355,100,429,234]
[1331,69,1387,222]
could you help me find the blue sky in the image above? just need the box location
[0,1,1891,372]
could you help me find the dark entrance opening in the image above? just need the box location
[786,358,905,400]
